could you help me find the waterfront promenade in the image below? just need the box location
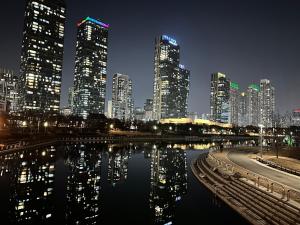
[192,148,300,225]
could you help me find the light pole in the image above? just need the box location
[258,124,264,158]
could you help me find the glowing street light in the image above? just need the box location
[44,121,48,135]
[109,124,114,129]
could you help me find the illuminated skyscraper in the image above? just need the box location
[152,35,190,120]
[238,92,247,127]
[19,0,66,114]
[0,68,18,113]
[68,87,74,111]
[229,81,239,125]
[259,79,275,128]
[246,84,260,126]
[144,98,153,121]
[73,17,109,119]
[112,73,133,121]
[177,65,190,118]
[210,72,230,123]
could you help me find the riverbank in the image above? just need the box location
[0,135,256,155]
[191,148,300,225]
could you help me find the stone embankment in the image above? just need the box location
[192,151,300,225]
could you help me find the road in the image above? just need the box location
[227,150,300,191]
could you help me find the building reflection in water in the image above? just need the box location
[0,146,56,225]
[107,144,131,186]
[65,144,102,225]
[150,144,188,225]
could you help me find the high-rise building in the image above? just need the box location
[0,68,18,113]
[144,98,153,121]
[246,84,260,126]
[259,79,275,128]
[229,81,239,125]
[19,0,66,114]
[107,100,113,118]
[68,87,74,111]
[177,65,190,118]
[134,107,144,121]
[210,72,230,123]
[292,109,300,127]
[73,17,109,119]
[238,92,247,127]
[112,73,133,121]
[152,35,190,120]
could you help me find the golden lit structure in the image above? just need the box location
[160,118,233,128]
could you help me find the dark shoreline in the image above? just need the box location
[0,135,256,155]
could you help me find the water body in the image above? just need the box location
[0,141,252,225]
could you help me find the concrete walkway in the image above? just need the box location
[227,150,300,191]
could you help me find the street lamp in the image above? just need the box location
[22,121,27,135]
[44,121,48,135]
[169,126,173,131]
[258,124,264,158]
[109,124,114,129]
[153,125,158,131]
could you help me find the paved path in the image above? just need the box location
[227,150,300,191]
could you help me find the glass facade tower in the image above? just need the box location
[152,35,190,120]
[19,0,66,114]
[112,73,133,121]
[210,72,230,123]
[73,17,109,119]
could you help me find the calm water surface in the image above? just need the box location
[0,142,251,225]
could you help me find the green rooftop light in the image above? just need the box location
[249,84,260,91]
[230,82,239,90]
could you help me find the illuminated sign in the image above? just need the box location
[77,17,110,28]
[230,82,239,90]
[162,35,177,46]
[249,84,260,92]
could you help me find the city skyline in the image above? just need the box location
[1,0,300,115]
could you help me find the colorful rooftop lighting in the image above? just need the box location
[77,17,110,28]
[230,82,239,90]
[162,35,178,46]
[249,84,260,92]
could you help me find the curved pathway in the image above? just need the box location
[227,150,300,191]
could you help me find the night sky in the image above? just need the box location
[1,0,300,114]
